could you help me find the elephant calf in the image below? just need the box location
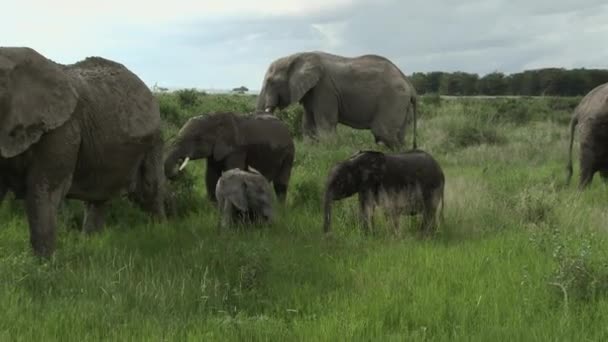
[215,167,274,229]
[165,112,294,203]
[323,150,445,235]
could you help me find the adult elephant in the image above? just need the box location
[164,112,294,203]
[0,47,165,257]
[256,51,418,149]
[566,82,608,189]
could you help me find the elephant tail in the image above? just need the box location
[566,114,579,185]
[411,96,418,150]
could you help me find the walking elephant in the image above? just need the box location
[566,82,608,189]
[164,112,294,203]
[323,150,444,235]
[0,47,165,257]
[256,51,418,149]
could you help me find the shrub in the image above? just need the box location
[274,106,304,139]
[176,88,205,108]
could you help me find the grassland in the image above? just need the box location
[1,92,608,341]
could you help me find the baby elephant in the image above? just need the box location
[215,167,274,229]
[323,150,445,235]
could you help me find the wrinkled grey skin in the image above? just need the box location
[256,51,418,149]
[165,112,294,203]
[215,167,274,229]
[323,150,444,235]
[0,47,165,257]
[566,82,608,189]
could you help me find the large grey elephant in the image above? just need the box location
[0,47,165,257]
[566,82,608,189]
[164,112,295,203]
[256,51,418,149]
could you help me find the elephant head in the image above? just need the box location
[164,113,242,179]
[216,166,274,228]
[0,47,78,158]
[323,151,387,233]
[256,53,323,113]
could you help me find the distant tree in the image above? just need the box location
[232,86,249,94]
[478,72,508,95]
[410,72,429,94]
[439,72,478,95]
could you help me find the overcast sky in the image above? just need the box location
[3,0,607,90]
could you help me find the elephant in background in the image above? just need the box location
[164,112,294,203]
[0,47,165,257]
[566,82,608,189]
[323,150,444,235]
[256,51,418,149]
[215,167,274,229]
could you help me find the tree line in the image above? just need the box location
[409,68,608,96]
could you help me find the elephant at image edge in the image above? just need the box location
[566,82,608,189]
[256,51,418,149]
[164,112,295,203]
[0,47,166,257]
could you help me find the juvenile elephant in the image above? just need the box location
[323,150,445,235]
[566,82,608,189]
[215,167,274,229]
[0,47,165,257]
[256,51,418,149]
[165,112,294,203]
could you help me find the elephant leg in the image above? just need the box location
[131,138,166,219]
[301,108,318,138]
[25,173,73,258]
[82,201,107,233]
[371,102,407,150]
[358,191,374,235]
[578,150,596,190]
[205,159,222,203]
[421,192,440,236]
[25,121,79,257]
[303,87,338,135]
[274,154,294,204]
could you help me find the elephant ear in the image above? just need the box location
[229,179,249,212]
[0,48,77,158]
[213,114,242,160]
[288,55,322,104]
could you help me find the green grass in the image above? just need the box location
[2,94,608,340]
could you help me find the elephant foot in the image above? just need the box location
[82,201,107,233]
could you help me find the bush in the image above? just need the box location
[176,88,205,108]
[274,106,304,139]
[164,170,201,218]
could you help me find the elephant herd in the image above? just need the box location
[0,47,607,258]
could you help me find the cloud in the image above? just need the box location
[2,0,607,89]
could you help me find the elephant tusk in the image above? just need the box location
[178,157,190,171]
[265,107,272,113]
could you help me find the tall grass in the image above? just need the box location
[1,94,608,340]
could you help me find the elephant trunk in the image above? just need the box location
[322,190,333,233]
[566,114,578,185]
[164,143,190,179]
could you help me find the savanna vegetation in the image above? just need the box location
[1,91,608,340]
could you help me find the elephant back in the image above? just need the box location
[66,57,161,140]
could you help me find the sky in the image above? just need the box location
[3,0,607,90]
